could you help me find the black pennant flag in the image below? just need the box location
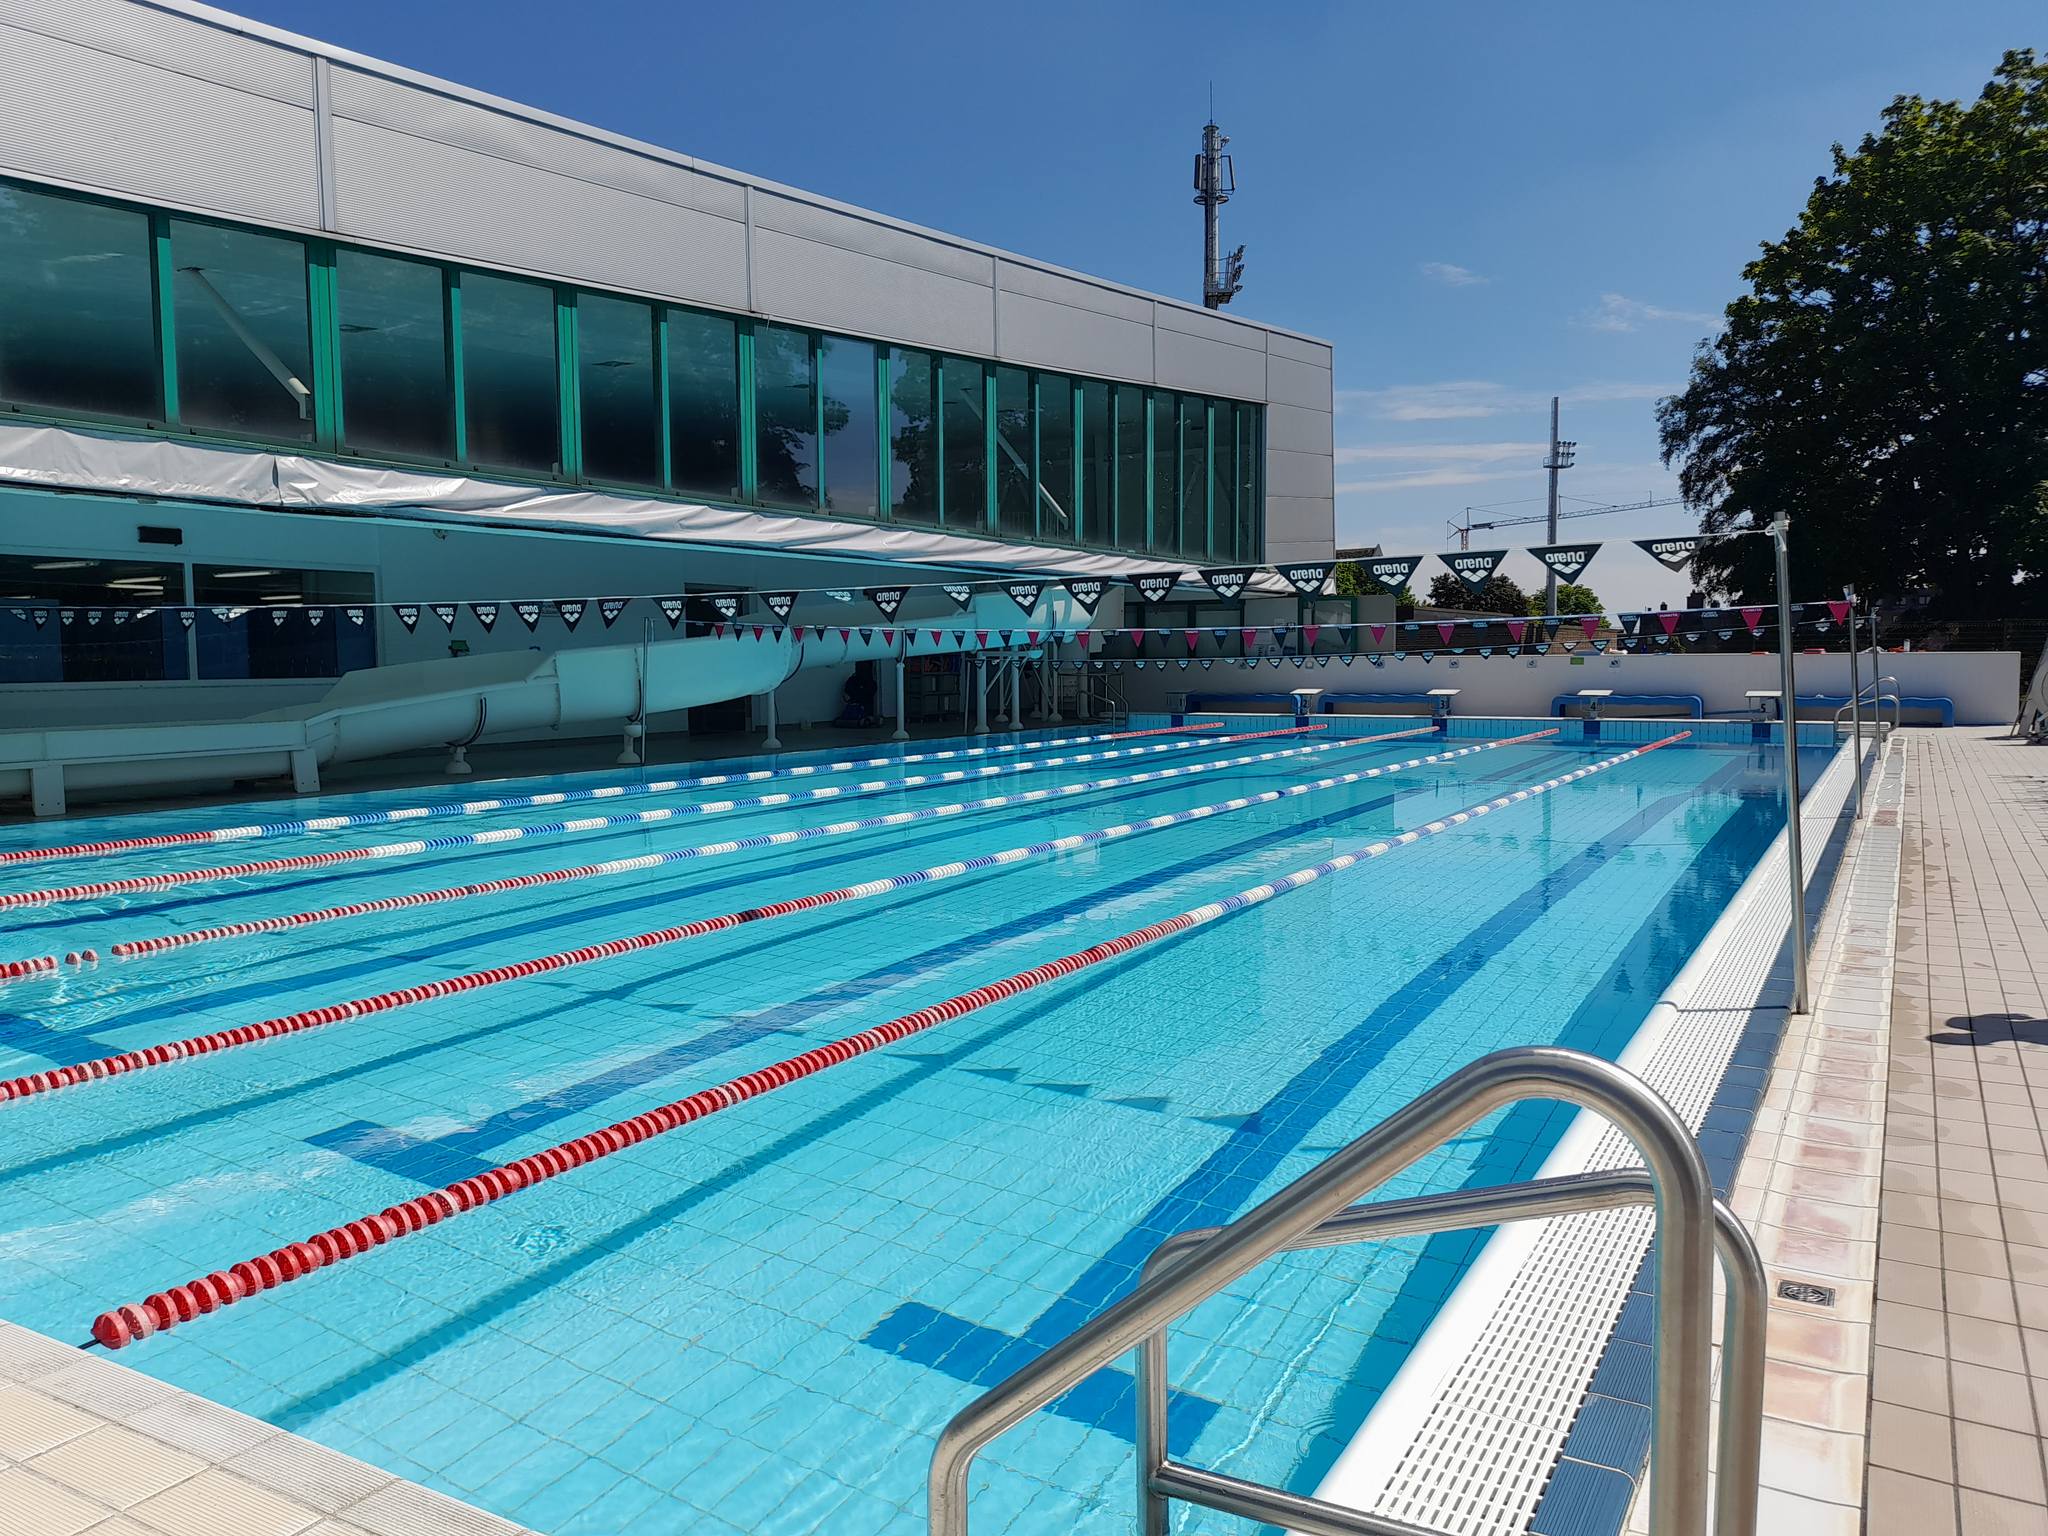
[1442,549,1508,594]
[268,609,286,627]
[1530,542,1601,584]
[1635,536,1701,572]
[1199,566,1255,601]
[942,583,975,609]
[32,607,51,629]
[344,606,366,627]
[175,609,192,630]
[513,602,542,632]
[1127,571,1181,604]
[657,597,685,629]
[1003,580,1044,616]
[1061,577,1107,615]
[599,598,629,628]
[469,602,499,632]
[710,594,742,622]
[1361,554,1424,595]
[762,591,797,622]
[431,603,459,631]
[1276,560,1336,598]
[867,586,907,621]
[307,608,325,628]
[556,600,585,631]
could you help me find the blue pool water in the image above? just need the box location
[0,720,1827,1534]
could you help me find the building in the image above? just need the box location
[0,0,1335,738]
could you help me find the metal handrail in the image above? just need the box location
[929,1047,1752,1536]
[1834,674,1900,738]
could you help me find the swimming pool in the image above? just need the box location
[0,719,1831,1534]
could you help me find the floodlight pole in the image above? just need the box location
[1771,514,1809,1015]
[1845,586,1864,820]
[1545,396,1561,617]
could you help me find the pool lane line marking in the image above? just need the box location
[0,728,1552,1105]
[0,725,1324,914]
[48,728,1451,970]
[0,723,1231,873]
[79,730,1682,1349]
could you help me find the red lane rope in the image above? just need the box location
[84,730,1687,1349]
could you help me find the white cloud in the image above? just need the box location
[1336,440,1543,467]
[1420,261,1488,287]
[1337,380,1673,422]
[1576,292,1720,333]
[1333,441,1548,496]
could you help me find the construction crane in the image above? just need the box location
[1445,495,1686,550]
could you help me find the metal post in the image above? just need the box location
[973,653,988,736]
[1845,587,1864,819]
[1771,514,1809,1014]
[760,684,781,752]
[1544,394,1560,617]
[1045,650,1062,723]
[1005,656,1021,730]
[618,616,651,766]
[892,650,909,743]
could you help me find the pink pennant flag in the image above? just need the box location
[1742,607,1763,633]
[839,628,852,643]
[1825,599,1848,624]
[1370,624,1387,646]
[975,630,989,646]
[1078,630,1093,649]
[752,625,766,641]
[881,628,895,646]
[1302,624,1320,647]
[929,629,943,644]
[712,623,726,640]
[1184,629,1200,651]
[1437,622,1456,645]
[1241,628,1257,648]
[1027,629,1039,645]
[1658,611,1680,637]
[1506,620,1526,643]
[1580,616,1600,639]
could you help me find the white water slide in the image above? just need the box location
[0,593,1079,815]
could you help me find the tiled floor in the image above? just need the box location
[1867,729,2048,1536]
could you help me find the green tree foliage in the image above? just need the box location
[1334,561,1417,617]
[1427,571,1532,615]
[1528,582,1605,616]
[1657,51,2048,617]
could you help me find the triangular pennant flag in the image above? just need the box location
[710,623,726,640]
[1061,577,1107,615]
[881,628,896,646]
[1530,542,1601,584]
[60,608,76,625]
[557,600,585,631]
[1362,554,1424,595]
[1370,624,1387,646]
[954,629,969,646]
[1506,620,1526,644]
[1200,566,1256,601]
[1506,645,1520,658]
[763,591,797,622]
[469,602,498,631]
[1289,655,1305,668]
[1241,628,1258,649]
[928,629,943,644]
[1534,641,1550,655]
[1580,616,1601,639]
[975,630,989,647]
[1003,580,1044,616]
[1437,622,1457,645]
[1272,626,1288,644]
[657,597,684,629]
[86,609,103,626]
[33,608,52,629]
[710,594,742,622]
[1199,658,1213,670]
[1635,536,1700,572]
[1276,560,1336,598]
[1742,606,1764,634]
[1184,629,1200,652]
[599,598,629,628]
[839,628,852,643]
[111,608,131,626]
[344,606,366,627]
[751,625,766,641]
[1302,624,1320,648]
[1127,571,1181,604]
[514,602,543,632]
[1543,614,1563,633]
[176,609,192,630]
[1593,639,1610,653]
[307,607,325,628]
[825,588,853,603]
[1442,549,1508,594]
[1369,653,1386,668]
[858,627,874,644]
[1316,654,1330,667]
[1827,600,1850,624]
[867,586,907,621]
[942,583,974,609]
[268,609,286,627]
[1478,646,1492,658]
[1176,657,1190,670]
[1658,611,1681,637]
[432,603,459,630]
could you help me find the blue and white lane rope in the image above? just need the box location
[0,723,1339,913]
[0,722,1228,871]
[5,728,1568,1099]
[87,725,1533,966]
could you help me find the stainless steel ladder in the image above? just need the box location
[929,1046,1766,1536]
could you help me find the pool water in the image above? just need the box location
[0,721,1827,1534]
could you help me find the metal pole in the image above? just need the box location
[1045,650,1062,723]
[1771,515,1809,1014]
[892,649,909,743]
[1845,587,1864,820]
[760,684,781,752]
[973,653,988,735]
[1544,394,1560,617]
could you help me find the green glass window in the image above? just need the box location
[171,219,313,441]
[993,366,1033,538]
[754,323,817,508]
[1180,395,1210,557]
[459,271,558,475]
[1036,375,1074,545]
[0,185,159,422]
[940,357,986,528]
[819,335,878,519]
[577,293,659,486]
[0,554,187,683]
[335,248,452,460]
[888,348,938,525]
[1080,380,1111,548]
[1113,385,1146,551]
[1211,398,1239,563]
[666,309,739,501]
[193,564,376,680]
[1150,391,1178,554]
[1237,405,1262,560]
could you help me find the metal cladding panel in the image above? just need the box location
[751,227,994,356]
[1267,445,1335,500]
[996,259,1153,324]
[754,192,990,286]
[1154,322,1268,400]
[1154,297,1273,350]
[1265,401,1333,456]
[1267,354,1334,412]
[994,289,1153,382]
[0,19,319,227]
[5,0,314,105]
[1263,494,1337,562]
[329,117,748,309]
[328,65,743,221]
[1267,330,1333,369]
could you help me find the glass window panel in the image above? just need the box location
[193,564,375,679]
[1212,399,1239,563]
[940,358,986,528]
[668,309,739,501]
[460,271,558,475]
[993,366,1032,538]
[1180,395,1210,558]
[1238,404,1262,561]
[0,185,159,422]
[0,554,186,682]
[1036,375,1074,545]
[577,293,659,486]
[171,220,314,441]
[887,348,938,524]
[1080,380,1111,547]
[1150,392,1178,554]
[1114,385,1146,553]
[754,323,817,508]
[819,336,878,519]
[336,249,451,460]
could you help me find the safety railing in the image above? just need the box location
[929,1047,1766,1536]
[1833,675,1900,740]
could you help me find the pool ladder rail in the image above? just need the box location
[929,1046,1767,1536]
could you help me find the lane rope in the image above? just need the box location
[0,729,1557,1102]
[0,723,1225,871]
[0,725,1323,913]
[81,730,1686,1348]
[69,727,1447,968]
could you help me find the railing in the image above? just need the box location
[929,1047,1766,1536]
[1833,675,1900,740]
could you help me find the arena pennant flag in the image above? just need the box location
[657,597,685,629]
[175,610,192,630]
[1363,553,1424,595]
[513,602,543,632]
[1276,560,1336,598]
[556,600,585,631]
[1061,577,1107,615]
[1530,542,1600,584]
[1199,565,1256,601]
[598,598,629,628]
[825,589,853,603]
[307,608,325,628]
[1443,548,1509,595]
[710,594,743,622]
[269,609,286,627]
[1127,570,1181,603]
[763,591,797,622]
[942,583,975,609]
[1004,580,1044,616]
[431,604,459,631]
[392,604,421,633]
[1635,536,1701,572]
[866,586,907,621]
[469,602,499,632]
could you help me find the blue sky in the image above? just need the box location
[234,0,2041,607]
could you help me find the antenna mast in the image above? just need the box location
[1194,101,1244,309]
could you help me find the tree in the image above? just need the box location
[1657,51,2048,618]
[1334,562,1417,617]
[1427,571,1532,615]
[1530,582,1605,617]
